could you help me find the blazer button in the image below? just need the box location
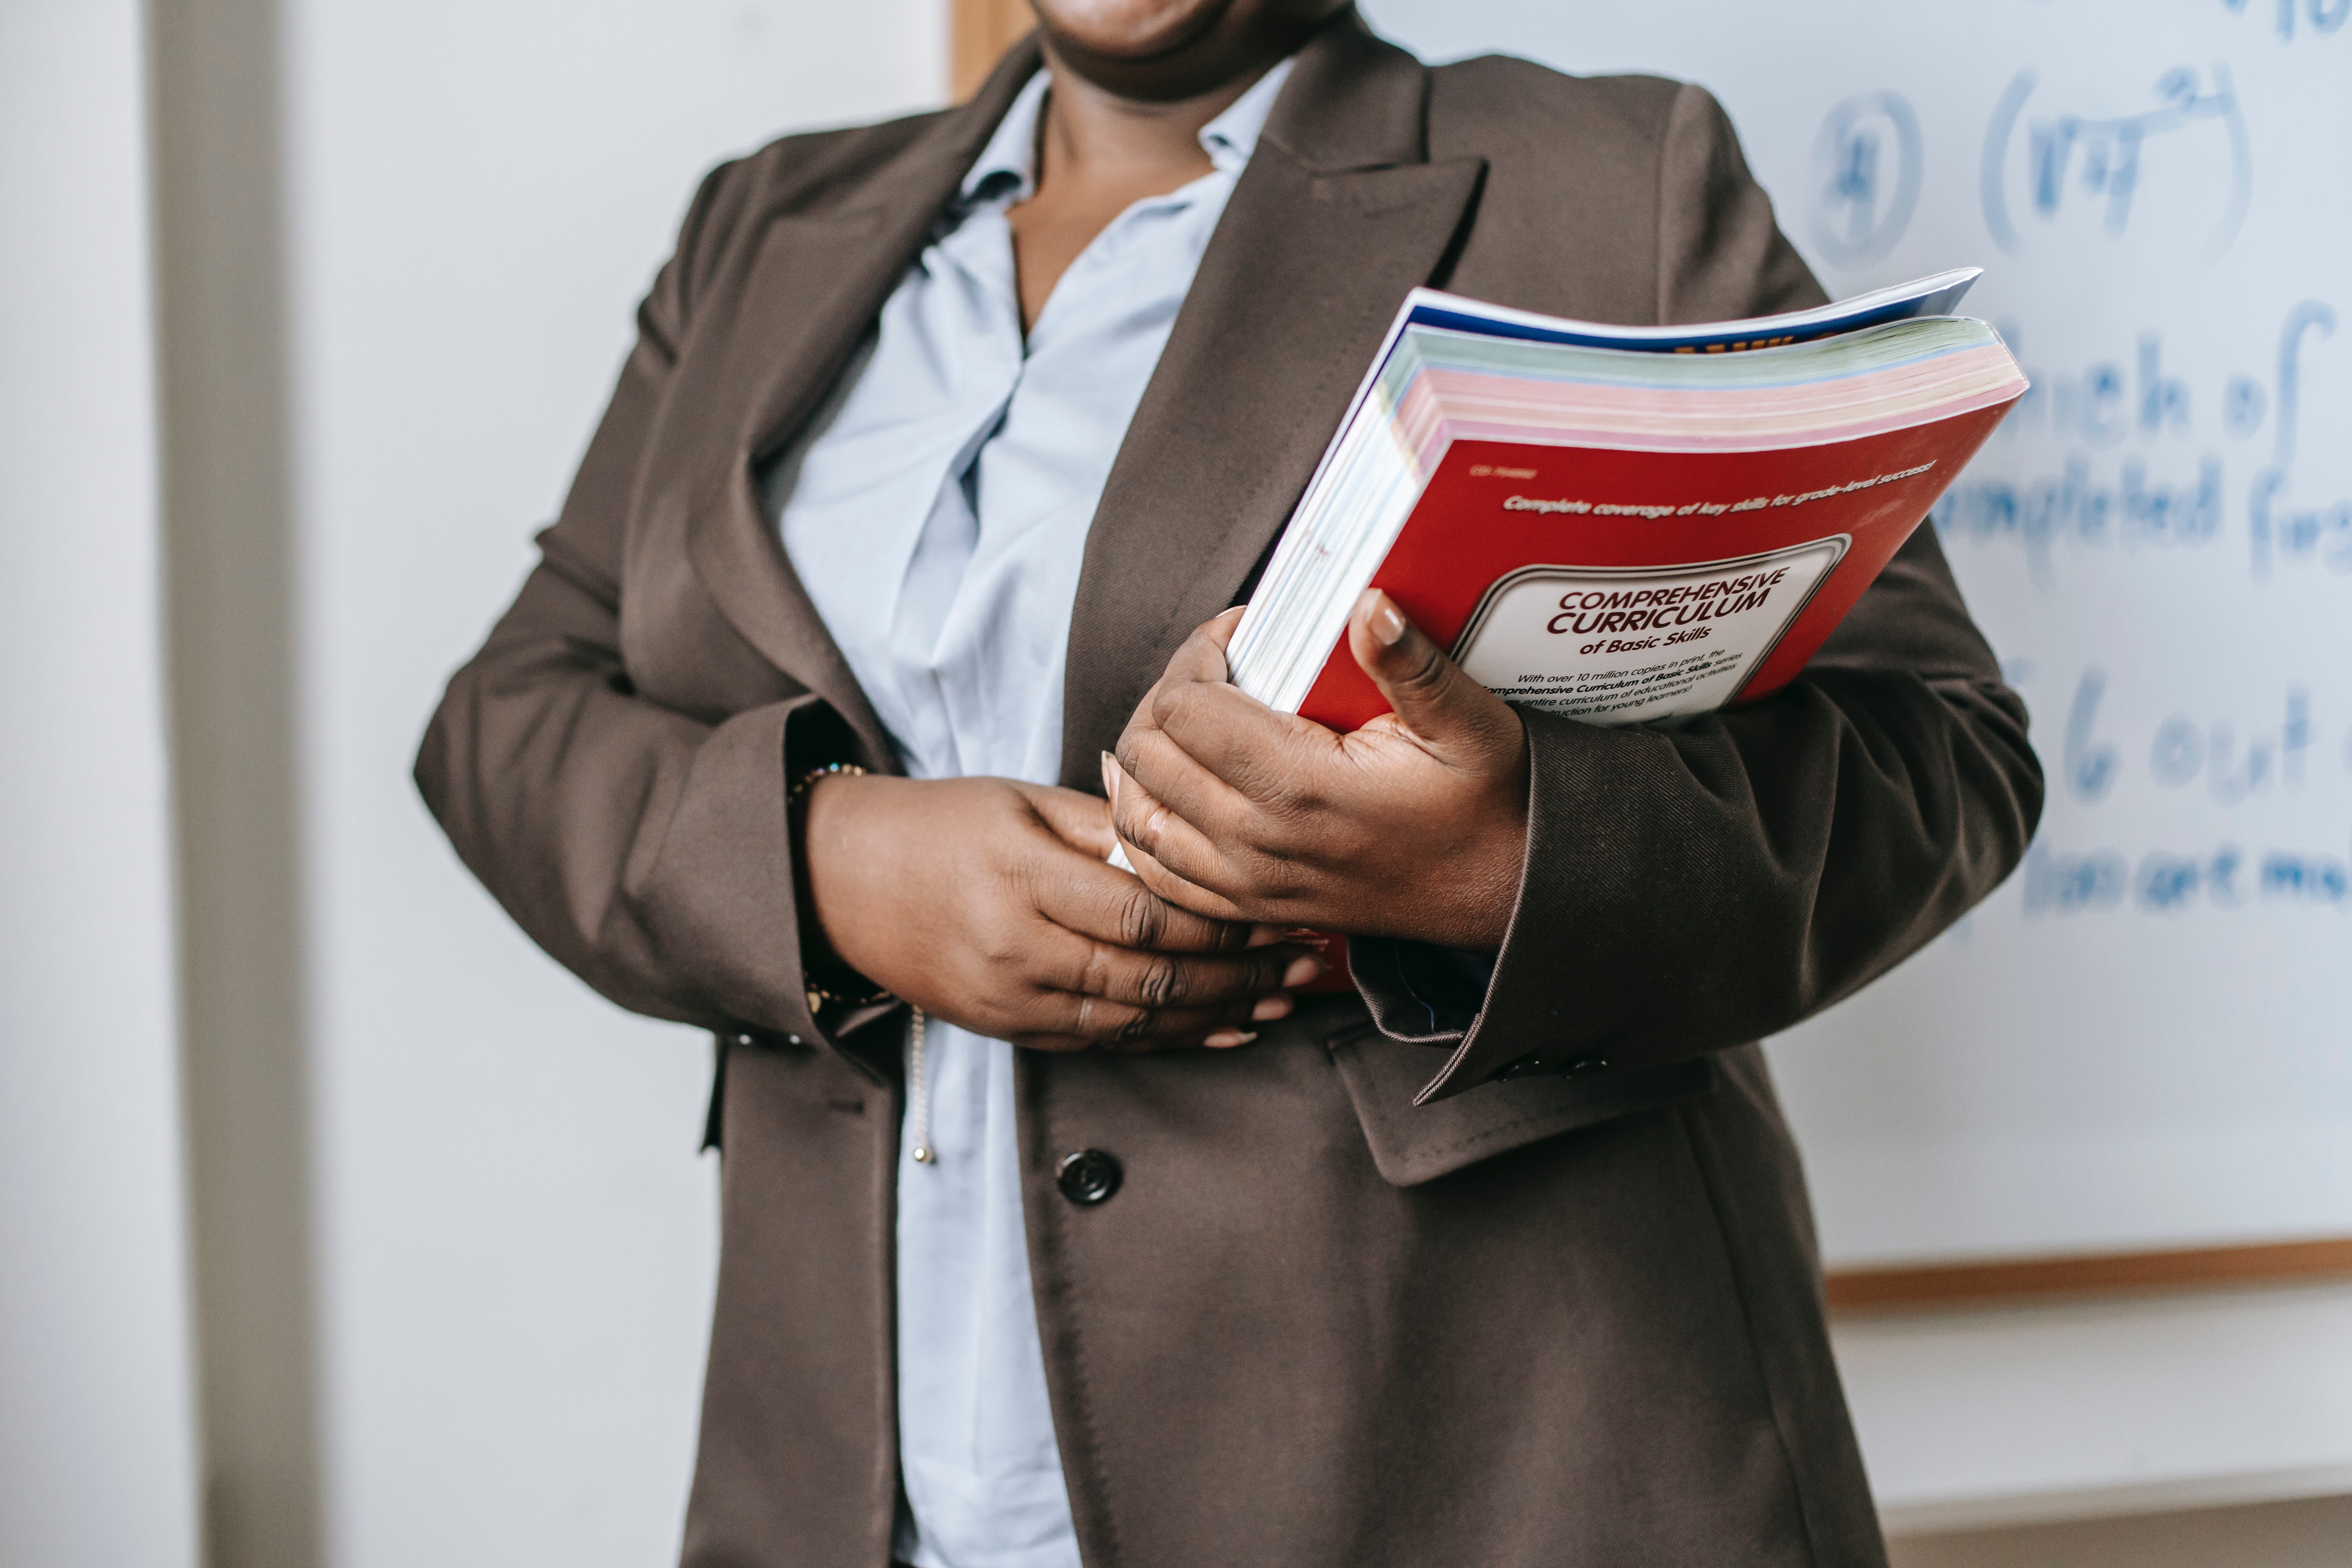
[1056,1149,1122,1206]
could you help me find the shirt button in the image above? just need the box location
[1563,1054,1610,1077]
[1056,1149,1123,1206]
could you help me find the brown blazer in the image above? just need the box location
[417,14,2042,1566]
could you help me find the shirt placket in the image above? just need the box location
[889,210,1027,781]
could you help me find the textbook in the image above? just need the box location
[1225,268,2027,731]
[1109,273,2024,990]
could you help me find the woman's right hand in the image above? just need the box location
[800,773,1320,1052]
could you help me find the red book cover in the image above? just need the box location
[1293,409,2011,732]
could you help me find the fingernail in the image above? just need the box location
[1357,588,1408,646]
[1204,1029,1258,1049]
[1282,955,1324,988]
[1251,994,1294,1022]
[1100,750,1118,804]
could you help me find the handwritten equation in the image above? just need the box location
[2024,839,2348,914]
[1813,91,1923,266]
[2222,0,2350,42]
[2015,669,2349,917]
[2055,672,2332,805]
[1931,300,2350,580]
[1982,64,2251,257]
[2028,663,2348,924]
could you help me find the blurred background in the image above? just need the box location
[2,1,2344,1565]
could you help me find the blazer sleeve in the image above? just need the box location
[1350,83,2046,1102]
[412,163,835,1053]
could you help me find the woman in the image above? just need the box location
[417,3,2042,1564]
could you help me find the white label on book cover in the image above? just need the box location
[1452,535,1849,727]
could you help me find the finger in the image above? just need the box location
[1045,993,1267,1053]
[1025,780,1117,860]
[1346,588,1521,759]
[1114,830,1255,925]
[1104,750,1259,907]
[1141,667,1338,809]
[1115,839,1255,932]
[1040,839,1261,953]
[1115,719,1261,846]
[1017,1019,1263,1054]
[1043,927,1319,1012]
[1149,608,1245,699]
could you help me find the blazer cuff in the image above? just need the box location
[1358,708,1644,1104]
[637,693,897,1085]
[1345,938,1492,1045]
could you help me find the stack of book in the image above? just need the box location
[1227,270,2027,731]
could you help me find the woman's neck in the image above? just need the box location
[1038,57,1258,191]
[1004,56,1270,331]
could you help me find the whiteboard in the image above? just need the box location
[1366,0,2352,1268]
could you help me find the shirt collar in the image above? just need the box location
[957,54,1298,208]
[1200,54,1295,174]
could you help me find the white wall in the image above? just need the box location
[1842,1281,2352,1532]
[268,4,944,1563]
[0,3,203,1566]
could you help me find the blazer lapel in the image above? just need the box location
[1055,14,1486,788]
[686,39,1044,768]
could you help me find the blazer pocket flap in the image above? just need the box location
[1329,1027,1721,1187]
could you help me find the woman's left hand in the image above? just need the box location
[1108,590,1531,953]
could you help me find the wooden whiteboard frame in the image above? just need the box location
[941,0,2352,1315]
[953,0,1035,100]
[1826,1237,2352,1314]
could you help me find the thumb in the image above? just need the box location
[1346,589,1515,754]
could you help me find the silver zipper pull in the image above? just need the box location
[908,1005,934,1165]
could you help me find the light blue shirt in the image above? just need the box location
[767,59,1294,1568]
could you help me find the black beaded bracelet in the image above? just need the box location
[789,762,893,1013]
[789,759,868,807]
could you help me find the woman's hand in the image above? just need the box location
[1108,591,1531,952]
[801,773,1318,1051]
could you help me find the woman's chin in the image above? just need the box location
[1033,0,1236,64]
